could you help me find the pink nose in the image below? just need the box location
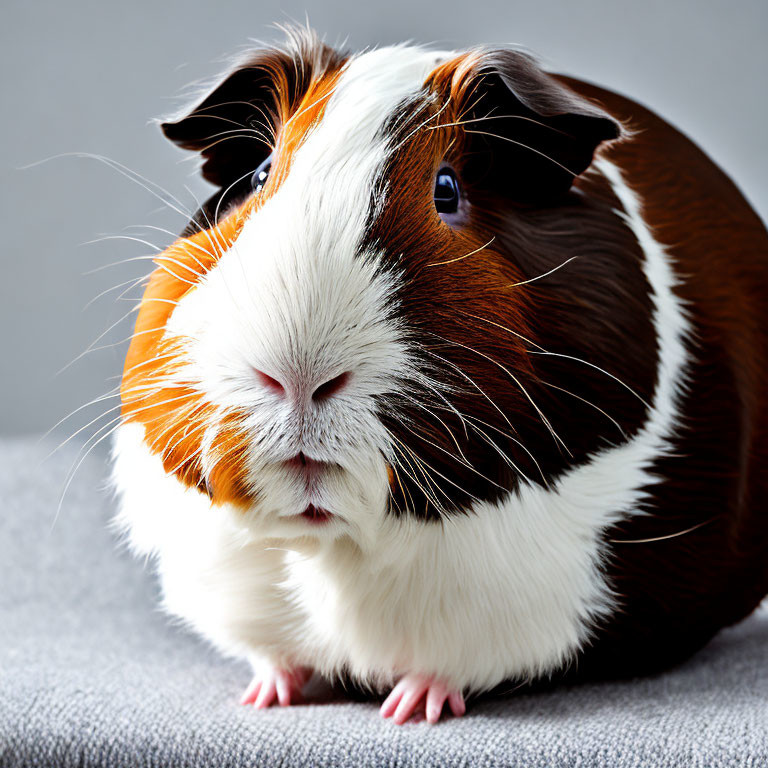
[253,368,351,403]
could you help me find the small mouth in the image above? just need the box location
[300,504,334,525]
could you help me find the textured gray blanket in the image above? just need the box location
[1,435,766,767]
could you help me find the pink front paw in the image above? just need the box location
[240,664,311,708]
[380,674,466,725]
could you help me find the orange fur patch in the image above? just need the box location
[265,68,344,197]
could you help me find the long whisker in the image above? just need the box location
[174,99,278,144]
[74,324,181,360]
[426,237,495,268]
[398,393,471,464]
[504,256,580,288]
[456,311,546,352]
[125,297,180,308]
[609,519,713,544]
[389,96,452,154]
[157,405,211,468]
[390,438,449,516]
[389,445,435,515]
[392,396,511,494]
[84,273,149,311]
[465,129,579,177]
[430,333,571,456]
[38,387,122,446]
[84,252,207,279]
[418,381,470,440]
[124,223,180,240]
[283,78,345,131]
[462,413,542,486]
[56,304,143,376]
[420,347,516,434]
[529,351,650,410]
[45,399,131,461]
[182,185,230,268]
[193,130,275,157]
[427,112,574,137]
[463,308,650,411]
[213,167,262,228]
[412,353,543,485]
[541,381,627,439]
[388,459,416,516]
[48,375,169,445]
[401,437,485,506]
[121,351,179,378]
[53,412,131,529]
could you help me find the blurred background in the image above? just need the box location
[2,0,766,440]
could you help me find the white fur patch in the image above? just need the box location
[113,42,692,694]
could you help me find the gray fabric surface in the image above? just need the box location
[1,435,766,768]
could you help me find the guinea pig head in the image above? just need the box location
[120,31,623,543]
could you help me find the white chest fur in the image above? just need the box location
[113,420,613,691]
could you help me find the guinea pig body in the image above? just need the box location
[112,29,768,723]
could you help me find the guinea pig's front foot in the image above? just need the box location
[380,674,466,725]
[240,663,311,708]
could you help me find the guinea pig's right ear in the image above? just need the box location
[160,34,350,192]
[159,50,298,188]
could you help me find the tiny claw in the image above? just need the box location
[240,679,261,706]
[381,674,465,725]
[448,690,466,717]
[241,664,310,709]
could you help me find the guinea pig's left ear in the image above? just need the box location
[458,49,622,201]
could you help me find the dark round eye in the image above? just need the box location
[251,154,272,193]
[434,167,461,214]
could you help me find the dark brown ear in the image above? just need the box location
[160,51,287,188]
[459,50,621,201]
[160,35,343,188]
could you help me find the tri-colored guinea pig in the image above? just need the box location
[112,27,768,724]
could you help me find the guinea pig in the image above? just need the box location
[111,26,768,724]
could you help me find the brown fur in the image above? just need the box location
[365,52,657,520]
[561,79,768,677]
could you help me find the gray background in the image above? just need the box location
[2,0,766,437]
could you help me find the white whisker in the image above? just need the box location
[504,256,580,289]
[426,237,495,268]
